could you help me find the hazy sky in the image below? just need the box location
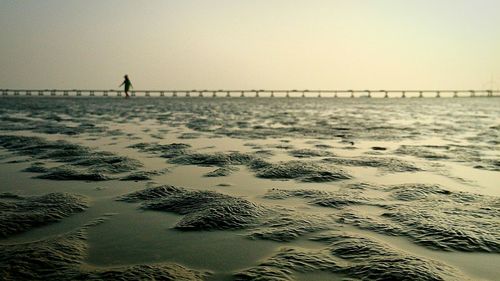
[1,0,499,90]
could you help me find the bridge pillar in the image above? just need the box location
[240,91,245,97]
[384,91,388,98]
[26,90,32,96]
[401,91,406,98]
[13,90,19,96]
[334,92,338,98]
[89,91,95,97]
[270,91,274,98]
[318,92,322,98]
[350,91,354,98]
[436,91,441,98]
[302,92,306,98]
[226,91,230,97]
[487,90,493,97]
[286,91,290,98]
[453,91,458,98]
[256,91,260,98]
[470,91,475,97]
[103,91,108,97]
[38,90,44,96]
[418,91,423,98]
[130,91,136,97]
[1,90,6,96]
[63,91,69,96]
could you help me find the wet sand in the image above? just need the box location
[0,97,499,280]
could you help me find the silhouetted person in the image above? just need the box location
[119,75,133,98]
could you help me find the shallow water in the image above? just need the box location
[0,97,499,280]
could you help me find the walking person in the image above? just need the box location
[119,75,133,98]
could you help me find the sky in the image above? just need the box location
[1,0,499,90]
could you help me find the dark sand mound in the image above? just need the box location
[322,156,421,173]
[387,183,455,201]
[248,210,336,242]
[0,114,109,136]
[120,186,334,240]
[249,160,351,182]
[130,142,351,183]
[395,144,499,171]
[0,135,142,180]
[264,185,499,252]
[170,151,258,167]
[264,188,331,200]
[395,145,453,160]
[0,231,87,280]
[69,154,142,174]
[0,192,88,238]
[312,232,468,281]
[22,162,49,173]
[128,142,191,159]
[264,188,368,209]
[130,142,263,172]
[131,142,312,181]
[186,117,225,133]
[204,166,239,177]
[119,186,265,230]
[35,122,108,136]
[75,264,205,281]
[269,143,295,150]
[0,192,23,199]
[236,231,467,281]
[36,166,109,181]
[472,158,500,172]
[288,149,335,158]
[341,184,500,252]
[179,132,203,139]
[0,135,88,158]
[120,169,169,181]
[253,149,275,157]
[314,144,334,149]
[234,248,338,281]
[0,230,206,281]
[119,185,185,202]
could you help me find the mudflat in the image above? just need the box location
[1,97,499,281]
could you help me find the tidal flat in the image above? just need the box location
[0,97,499,280]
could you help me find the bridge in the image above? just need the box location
[1,89,499,98]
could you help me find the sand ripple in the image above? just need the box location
[0,192,87,238]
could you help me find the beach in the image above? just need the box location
[1,96,499,280]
